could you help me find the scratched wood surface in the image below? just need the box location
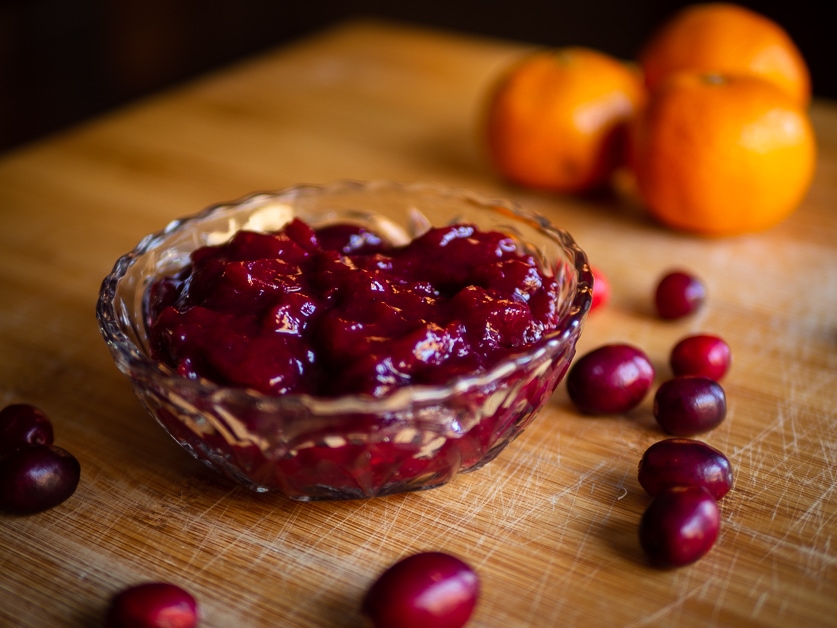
[0,19,835,627]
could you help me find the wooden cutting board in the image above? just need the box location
[1,18,835,627]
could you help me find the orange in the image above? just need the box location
[485,47,645,193]
[630,72,816,236]
[639,3,811,106]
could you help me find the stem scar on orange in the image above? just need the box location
[630,72,816,236]
[484,47,645,193]
[639,2,811,107]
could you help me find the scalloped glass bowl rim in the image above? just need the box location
[96,180,593,416]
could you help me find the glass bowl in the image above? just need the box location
[96,181,592,500]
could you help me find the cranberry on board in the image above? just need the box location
[0,445,80,514]
[566,344,655,414]
[590,266,610,311]
[105,582,199,628]
[654,270,706,319]
[638,438,733,500]
[0,403,54,456]
[653,376,727,436]
[639,485,721,567]
[361,552,480,628]
[670,334,731,380]
[146,219,562,399]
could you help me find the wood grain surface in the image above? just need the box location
[1,19,835,627]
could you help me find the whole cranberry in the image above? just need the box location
[0,403,54,456]
[105,582,199,628]
[670,334,731,381]
[0,445,80,514]
[566,344,655,414]
[654,270,706,319]
[361,552,479,628]
[638,438,733,500]
[639,485,720,567]
[654,376,727,435]
[590,266,610,311]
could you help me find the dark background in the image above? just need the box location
[1,0,832,154]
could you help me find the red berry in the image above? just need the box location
[654,270,706,319]
[590,266,610,311]
[653,376,727,436]
[0,403,54,456]
[639,485,721,567]
[566,344,655,414]
[361,552,479,628]
[0,445,80,514]
[670,334,731,381]
[638,438,733,500]
[105,582,199,628]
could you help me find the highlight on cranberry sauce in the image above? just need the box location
[97,181,592,500]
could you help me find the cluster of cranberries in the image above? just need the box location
[0,403,81,514]
[637,438,732,567]
[576,269,729,431]
[573,269,736,567]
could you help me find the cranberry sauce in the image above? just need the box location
[146,219,562,398]
[362,552,480,628]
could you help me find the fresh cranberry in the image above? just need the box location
[361,552,480,628]
[590,266,610,311]
[653,376,727,435]
[639,485,720,567]
[670,334,731,381]
[638,438,733,500]
[0,445,80,514]
[105,582,199,628]
[566,344,655,414]
[0,403,54,456]
[654,270,706,319]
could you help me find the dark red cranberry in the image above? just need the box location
[654,270,706,319]
[590,266,610,311]
[0,445,80,514]
[670,334,731,381]
[566,344,655,414]
[653,376,727,435]
[361,552,479,628]
[639,485,720,567]
[0,403,54,456]
[105,582,199,628]
[638,438,733,500]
